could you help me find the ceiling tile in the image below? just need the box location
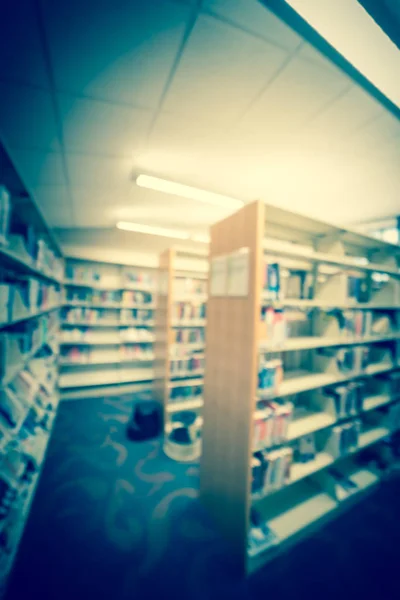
[162,13,288,125]
[0,0,49,88]
[66,154,133,189]
[0,82,60,150]
[202,0,302,50]
[5,149,66,194]
[307,83,384,136]
[71,187,130,207]
[236,54,350,142]
[42,0,191,108]
[33,186,75,227]
[146,110,227,165]
[58,95,153,157]
[352,110,400,146]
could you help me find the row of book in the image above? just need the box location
[252,447,292,495]
[0,313,59,381]
[258,359,283,397]
[329,421,362,458]
[170,356,204,376]
[169,384,203,404]
[263,262,389,305]
[0,280,60,325]
[61,327,154,343]
[325,382,364,418]
[174,328,205,345]
[65,290,153,306]
[253,399,293,450]
[63,306,153,325]
[263,263,314,301]
[318,345,383,373]
[260,306,391,348]
[0,186,63,280]
[120,309,153,323]
[173,302,206,321]
[61,346,154,364]
[65,265,154,289]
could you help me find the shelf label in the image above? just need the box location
[210,255,228,296]
[227,248,249,297]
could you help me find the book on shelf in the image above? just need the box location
[253,399,293,449]
[324,382,364,419]
[347,275,369,303]
[173,301,206,320]
[258,358,283,398]
[263,263,280,301]
[169,383,203,404]
[170,355,204,375]
[0,185,11,245]
[260,307,286,347]
[293,433,317,464]
[252,447,292,496]
[327,420,362,458]
[174,328,204,345]
[123,271,154,289]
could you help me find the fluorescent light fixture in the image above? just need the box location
[136,174,244,211]
[191,233,210,244]
[116,221,189,240]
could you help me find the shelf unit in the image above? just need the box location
[200,200,400,575]
[60,257,157,399]
[154,247,208,424]
[0,142,63,595]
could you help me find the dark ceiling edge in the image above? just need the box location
[357,0,400,51]
[260,0,400,123]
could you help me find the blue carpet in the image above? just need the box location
[5,394,400,600]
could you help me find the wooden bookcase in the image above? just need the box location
[154,247,208,426]
[200,200,400,574]
[60,257,157,399]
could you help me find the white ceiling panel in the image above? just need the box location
[202,0,302,51]
[67,155,133,190]
[351,110,400,147]
[237,54,351,142]
[307,83,384,137]
[0,0,49,88]
[42,0,191,108]
[162,13,289,125]
[5,150,66,194]
[0,82,60,150]
[58,94,153,157]
[33,186,75,227]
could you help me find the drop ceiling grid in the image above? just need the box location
[0,0,399,233]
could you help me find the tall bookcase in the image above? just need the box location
[0,143,63,594]
[60,257,157,400]
[155,247,208,426]
[200,200,400,574]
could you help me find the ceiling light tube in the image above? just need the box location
[136,174,244,211]
[191,233,210,244]
[116,221,190,240]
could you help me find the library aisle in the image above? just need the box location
[4,393,400,600]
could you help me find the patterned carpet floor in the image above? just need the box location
[5,393,400,600]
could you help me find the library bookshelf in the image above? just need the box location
[60,257,157,399]
[154,247,208,426]
[0,142,63,595]
[200,200,400,575]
